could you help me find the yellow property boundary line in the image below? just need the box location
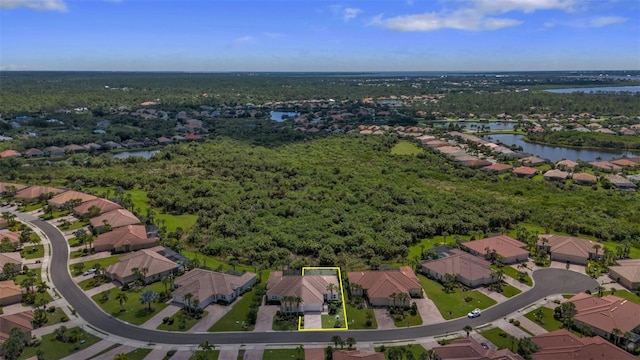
[298,266,349,331]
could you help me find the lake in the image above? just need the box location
[113,150,159,159]
[435,121,516,131]
[485,134,633,162]
[545,86,640,94]
[270,111,299,122]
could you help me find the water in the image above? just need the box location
[486,134,633,162]
[545,86,640,94]
[435,121,516,131]
[113,150,159,159]
[270,111,299,122]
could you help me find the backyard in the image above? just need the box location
[418,274,497,319]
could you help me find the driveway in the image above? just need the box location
[189,303,234,332]
[373,308,395,329]
[254,304,278,332]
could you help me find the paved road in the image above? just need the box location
[36,217,599,345]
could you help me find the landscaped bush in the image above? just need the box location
[513,320,520,326]
[464,296,473,303]
[166,350,176,357]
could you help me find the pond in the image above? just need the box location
[112,150,159,159]
[485,134,633,162]
[545,86,640,94]
[270,111,299,122]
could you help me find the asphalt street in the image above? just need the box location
[35,217,599,345]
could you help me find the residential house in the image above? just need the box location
[0,252,22,275]
[0,280,22,305]
[605,174,637,190]
[0,182,27,195]
[83,143,102,151]
[103,141,122,150]
[90,209,140,231]
[14,186,64,201]
[420,249,493,288]
[537,234,604,265]
[333,350,385,360]
[461,235,528,264]
[23,148,43,157]
[48,190,97,209]
[0,232,21,248]
[568,293,640,343]
[608,259,640,291]
[348,266,422,307]
[0,150,21,158]
[610,159,638,168]
[556,159,579,170]
[589,161,622,173]
[532,329,635,360]
[461,158,492,168]
[43,146,65,157]
[0,310,33,345]
[543,169,569,182]
[93,225,157,253]
[172,268,256,308]
[512,166,537,178]
[572,172,597,185]
[157,136,173,145]
[105,248,178,285]
[73,198,122,218]
[432,337,524,360]
[482,163,513,174]
[520,155,546,166]
[266,271,340,312]
[64,144,85,153]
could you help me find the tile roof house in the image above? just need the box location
[568,293,640,341]
[532,329,636,360]
[0,182,27,195]
[172,269,256,308]
[14,185,64,201]
[47,190,97,208]
[0,252,22,275]
[608,259,640,291]
[461,235,528,264]
[93,225,157,253]
[572,172,597,185]
[610,158,638,168]
[348,266,422,307]
[421,249,493,288]
[0,310,33,345]
[519,155,546,166]
[105,248,178,285]
[555,159,579,170]
[43,146,65,157]
[333,350,385,360]
[73,198,123,218]
[23,148,44,157]
[543,169,569,182]
[482,163,513,174]
[605,174,637,190]
[0,149,21,158]
[537,234,604,265]
[90,209,140,230]
[512,166,537,178]
[589,161,622,173]
[433,337,524,360]
[0,280,22,305]
[267,272,340,313]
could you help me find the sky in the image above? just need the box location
[1,0,639,72]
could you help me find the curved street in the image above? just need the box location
[35,216,599,345]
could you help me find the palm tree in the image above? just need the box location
[517,337,539,359]
[198,340,215,360]
[161,275,172,296]
[330,335,343,348]
[293,295,303,313]
[592,244,601,260]
[326,283,338,300]
[116,292,128,312]
[534,309,544,324]
[36,281,49,302]
[463,325,473,337]
[388,292,399,308]
[345,336,356,350]
[397,292,410,309]
[612,328,622,346]
[596,285,605,297]
[183,292,194,314]
[139,290,159,311]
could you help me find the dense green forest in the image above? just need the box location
[3,135,638,269]
[526,131,640,150]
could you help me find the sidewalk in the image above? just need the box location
[60,340,116,360]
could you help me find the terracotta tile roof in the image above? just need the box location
[0,231,21,245]
[569,293,640,333]
[0,252,22,269]
[605,174,636,189]
[421,249,492,282]
[0,150,21,158]
[610,158,638,167]
[267,272,338,305]
[90,209,140,229]
[0,280,21,300]
[543,169,569,180]
[15,186,64,200]
[512,166,537,176]
[106,249,178,281]
[173,269,256,304]
[462,159,492,168]
[589,161,622,172]
[572,172,597,184]
[462,235,528,259]
[433,337,524,360]
[0,310,33,343]
[482,163,513,172]
[348,266,420,300]
[24,148,43,156]
[93,225,156,251]
[520,155,546,165]
[74,198,122,217]
[538,234,602,259]
[609,261,640,284]
[556,159,578,169]
[532,329,636,360]
[333,350,385,360]
[0,182,27,193]
[48,190,97,207]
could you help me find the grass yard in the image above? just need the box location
[189,350,220,360]
[124,348,153,360]
[37,307,69,328]
[182,250,254,273]
[391,140,425,155]
[501,285,522,298]
[492,265,533,287]
[61,220,89,231]
[18,327,101,360]
[392,312,423,327]
[77,276,111,290]
[91,282,168,325]
[263,348,302,360]
[69,254,122,275]
[523,306,563,332]
[14,272,54,303]
[17,202,44,212]
[21,245,44,259]
[321,304,346,329]
[272,314,299,331]
[157,310,208,331]
[606,289,640,304]
[345,303,377,329]
[376,344,428,360]
[480,327,520,351]
[208,287,256,331]
[418,274,497,319]
[562,294,574,299]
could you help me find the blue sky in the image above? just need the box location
[1,0,639,71]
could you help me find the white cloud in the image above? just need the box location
[588,16,627,27]
[343,7,362,22]
[0,64,46,71]
[371,0,576,32]
[229,36,253,48]
[0,0,67,11]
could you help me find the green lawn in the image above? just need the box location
[392,312,423,327]
[523,306,563,332]
[263,348,302,360]
[272,313,299,331]
[480,327,520,351]
[21,245,44,259]
[391,140,424,155]
[62,220,89,231]
[69,255,122,275]
[208,287,256,331]
[18,327,101,360]
[345,303,377,329]
[501,285,522,298]
[418,274,497,319]
[562,294,574,299]
[36,307,69,328]
[91,282,168,325]
[182,250,254,273]
[14,272,54,303]
[17,202,44,212]
[376,344,428,360]
[77,276,111,291]
[124,348,153,360]
[607,289,640,304]
[492,265,533,287]
[188,350,220,360]
[157,310,208,332]
[408,236,470,259]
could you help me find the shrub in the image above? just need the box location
[47,306,56,313]
[513,320,520,326]
[166,350,176,357]
[464,296,473,303]
[499,332,507,338]
[509,318,514,323]
[162,317,170,324]
[365,319,373,327]
[61,316,69,322]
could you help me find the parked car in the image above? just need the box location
[83,268,97,276]
[480,342,489,349]
[467,308,481,318]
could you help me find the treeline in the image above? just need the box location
[526,132,640,150]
